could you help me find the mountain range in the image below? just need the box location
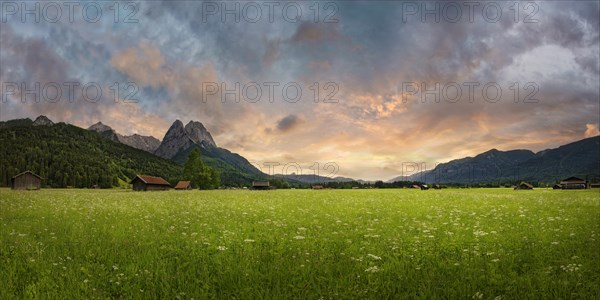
[0,116,264,187]
[88,122,161,153]
[389,136,600,184]
[1,115,598,187]
[86,118,263,186]
[0,116,182,188]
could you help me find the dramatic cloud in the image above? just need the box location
[276,114,301,132]
[585,124,600,138]
[1,0,598,180]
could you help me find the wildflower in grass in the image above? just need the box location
[365,266,380,273]
[244,239,255,243]
[473,291,484,299]
[112,265,118,270]
[551,241,559,245]
[294,236,305,240]
[560,264,582,272]
[217,246,227,251]
[492,259,500,262]
[367,254,382,260]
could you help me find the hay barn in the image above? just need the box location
[560,177,588,189]
[514,182,534,190]
[131,175,171,191]
[250,181,271,190]
[11,171,42,190]
[174,181,192,190]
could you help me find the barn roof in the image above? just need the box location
[560,176,585,183]
[517,182,534,189]
[175,181,191,189]
[12,171,42,179]
[131,175,171,186]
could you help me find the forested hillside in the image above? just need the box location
[0,121,183,188]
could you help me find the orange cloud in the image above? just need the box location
[585,123,600,138]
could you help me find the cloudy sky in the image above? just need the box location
[1,1,599,180]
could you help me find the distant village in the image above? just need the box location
[10,170,600,191]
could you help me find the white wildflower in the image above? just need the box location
[367,254,382,260]
[365,266,380,273]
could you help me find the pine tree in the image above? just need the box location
[183,148,201,188]
[183,148,220,189]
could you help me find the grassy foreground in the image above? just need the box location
[1,188,599,299]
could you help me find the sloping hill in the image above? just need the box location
[0,120,182,188]
[397,136,600,184]
[171,142,266,187]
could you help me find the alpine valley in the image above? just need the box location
[0,115,598,188]
[0,116,264,188]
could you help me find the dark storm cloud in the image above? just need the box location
[276,114,301,132]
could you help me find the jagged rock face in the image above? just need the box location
[119,134,161,153]
[154,120,217,159]
[32,115,54,126]
[88,122,161,153]
[88,122,120,142]
[185,121,216,147]
[88,122,112,132]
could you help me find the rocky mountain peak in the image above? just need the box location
[154,119,217,159]
[87,121,161,153]
[33,115,54,126]
[185,120,216,147]
[88,122,114,132]
[118,134,161,153]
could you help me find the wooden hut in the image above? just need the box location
[174,181,192,190]
[552,184,562,190]
[514,182,534,190]
[11,171,42,190]
[130,175,171,191]
[312,185,324,190]
[559,177,587,189]
[250,181,271,190]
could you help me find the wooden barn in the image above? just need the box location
[559,177,587,189]
[514,182,534,190]
[552,184,562,190]
[130,175,171,191]
[174,181,192,190]
[250,181,271,190]
[11,171,42,190]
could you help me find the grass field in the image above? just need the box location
[1,188,599,299]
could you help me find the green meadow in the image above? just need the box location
[1,188,599,299]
